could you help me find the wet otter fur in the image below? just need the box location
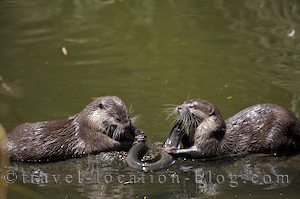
[165,99,300,158]
[3,96,145,162]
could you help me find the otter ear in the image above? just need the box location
[99,103,104,109]
[209,108,215,116]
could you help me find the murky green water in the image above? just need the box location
[1,0,300,198]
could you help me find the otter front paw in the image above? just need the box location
[162,146,177,154]
[134,133,147,144]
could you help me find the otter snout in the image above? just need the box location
[123,124,141,141]
[176,105,189,115]
[124,124,134,132]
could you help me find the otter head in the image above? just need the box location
[175,99,226,138]
[176,99,217,122]
[81,96,136,141]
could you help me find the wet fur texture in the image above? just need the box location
[5,96,142,162]
[170,99,300,158]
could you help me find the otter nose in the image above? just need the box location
[176,105,182,112]
[123,119,131,127]
[123,118,130,124]
[124,124,134,133]
[176,105,188,114]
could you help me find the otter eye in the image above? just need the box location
[189,105,194,109]
[209,108,215,116]
[99,103,104,109]
[116,117,121,122]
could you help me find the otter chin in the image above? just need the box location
[165,99,300,158]
[3,96,145,162]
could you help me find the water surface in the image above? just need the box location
[1,0,300,198]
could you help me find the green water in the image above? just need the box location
[1,0,300,198]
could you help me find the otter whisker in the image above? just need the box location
[103,124,110,134]
[128,104,135,115]
[163,106,179,124]
[190,113,201,129]
[168,114,179,126]
[182,114,188,128]
[163,107,177,115]
[186,93,190,101]
[163,104,177,108]
[112,128,118,140]
[131,115,141,124]
[190,114,198,126]
[104,124,112,137]
[165,110,177,120]
[112,126,123,141]
[101,121,112,134]
[186,113,194,133]
[171,118,179,126]
[163,108,177,112]
[183,118,190,134]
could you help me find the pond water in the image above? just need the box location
[1,0,300,198]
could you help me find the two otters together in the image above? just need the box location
[2,96,300,171]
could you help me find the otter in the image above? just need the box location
[164,99,300,158]
[3,96,145,162]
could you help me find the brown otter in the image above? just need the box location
[3,96,145,162]
[165,99,300,158]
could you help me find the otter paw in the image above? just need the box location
[162,146,177,154]
[134,134,147,143]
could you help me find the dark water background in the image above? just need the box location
[0,0,300,198]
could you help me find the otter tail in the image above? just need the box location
[126,122,184,172]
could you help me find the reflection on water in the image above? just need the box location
[1,0,300,198]
[216,0,300,92]
[7,154,300,199]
